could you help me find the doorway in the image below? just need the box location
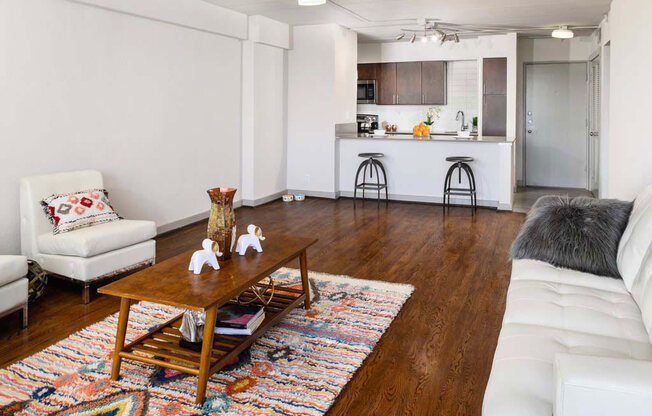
[524,62,588,189]
[588,55,600,195]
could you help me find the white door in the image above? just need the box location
[525,63,588,188]
[588,57,600,195]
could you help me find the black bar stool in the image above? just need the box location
[443,156,477,214]
[354,153,388,202]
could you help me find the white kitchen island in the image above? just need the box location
[337,133,516,210]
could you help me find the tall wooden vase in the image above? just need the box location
[207,187,237,261]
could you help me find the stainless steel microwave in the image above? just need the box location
[357,80,376,104]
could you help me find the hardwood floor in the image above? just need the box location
[0,198,525,415]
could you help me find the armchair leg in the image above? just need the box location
[19,303,28,329]
[82,283,91,304]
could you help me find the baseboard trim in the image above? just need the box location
[157,200,243,235]
[287,189,340,199]
[337,191,498,208]
[241,190,287,207]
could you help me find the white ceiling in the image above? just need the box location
[204,0,611,42]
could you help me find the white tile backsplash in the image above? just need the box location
[358,60,478,132]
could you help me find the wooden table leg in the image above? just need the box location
[111,298,131,380]
[196,305,217,404]
[300,250,311,309]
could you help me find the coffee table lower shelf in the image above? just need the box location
[117,287,306,396]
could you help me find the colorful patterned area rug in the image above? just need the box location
[0,268,413,416]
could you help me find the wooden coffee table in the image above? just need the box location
[99,233,317,404]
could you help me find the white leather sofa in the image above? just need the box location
[0,256,28,328]
[483,184,652,416]
[20,170,156,303]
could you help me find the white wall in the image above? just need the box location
[287,24,357,196]
[252,43,287,201]
[606,0,652,200]
[241,16,290,205]
[358,33,518,140]
[516,36,598,183]
[0,0,248,254]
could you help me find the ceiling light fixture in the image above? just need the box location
[396,33,405,41]
[440,34,447,45]
[421,33,428,43]
[454,33,460,43]
[298,0,326,5]
[552,25,574,39]
[410,33,416,43]
[435,29,446,40]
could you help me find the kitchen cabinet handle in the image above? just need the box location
[483,83,486,94]
[397,95,399,104]
[422,93,425,104]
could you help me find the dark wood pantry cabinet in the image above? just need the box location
[482,57,507,136]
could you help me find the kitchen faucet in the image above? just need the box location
[456,111,468,131]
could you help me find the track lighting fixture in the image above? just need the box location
[393,19,585,45]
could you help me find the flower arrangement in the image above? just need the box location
[424,107,442,126]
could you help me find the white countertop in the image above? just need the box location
[336,132,514,143]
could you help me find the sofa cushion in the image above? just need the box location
[618,184,652,291]
[482,323,652,416]
[37,219,156,258]
[511,259,629,294]
[511,195,632,278]
[0,256,28,287]
[503,279,648,343]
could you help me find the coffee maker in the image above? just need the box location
[357,114,379,134]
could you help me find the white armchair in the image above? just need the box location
[0,255,28,328]
[20,170,156,303]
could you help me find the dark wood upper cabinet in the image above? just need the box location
[377,63,397,105]
[371,60,447,105]
[483,94,507,136]
[357,63,377,80]
[483,58,507,95]
[421,61,447,105]
[396,62,422,105]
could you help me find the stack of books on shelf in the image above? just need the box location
[215,304,265,336]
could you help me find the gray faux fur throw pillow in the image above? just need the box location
[510,195,633,278]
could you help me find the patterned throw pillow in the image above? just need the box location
[41,189,122,234]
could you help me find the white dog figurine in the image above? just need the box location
[189,239,223,274]
[236,224,265,255]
